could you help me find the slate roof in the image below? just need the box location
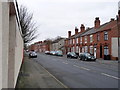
[66,19,117,40]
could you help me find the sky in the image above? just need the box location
[17,0,120,44]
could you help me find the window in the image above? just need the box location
[90,35,93,43]
[76,38,79,44]
[85,46,88,52]
[84,36,87,43]
[80,37,82,44]
[104,31,108,40]
[90,46,93,54]
[82,46,84,53]
[76,46,79,53]
[97,33,100,41]
[72,47,75,52]
[104,46,109,55]
[70,39,72,44]
[73,39,75,44]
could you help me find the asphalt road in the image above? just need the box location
[33,53,119,88]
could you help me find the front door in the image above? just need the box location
[100,45,102,58]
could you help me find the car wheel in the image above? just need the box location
[84,58,87,61]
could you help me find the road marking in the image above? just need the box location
[80,67,90,71]
[101,73,120,80]
[73,65,79,68]
[73,65,90,71]
[62,62,68,64]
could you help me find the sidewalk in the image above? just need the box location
[15,55,67,88]
[96,58,118,66]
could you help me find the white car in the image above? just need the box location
[29,51,37,58]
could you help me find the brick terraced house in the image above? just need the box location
[65,16,120,60]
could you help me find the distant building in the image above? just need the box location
[65,16,119,60]
[51,38,66,53]
[30,37,66,53]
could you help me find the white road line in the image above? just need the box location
[62,62,68,64]
[101,73,120,80]
[73,65,79,68]
[80,67,90,71]
[73,65,90,71]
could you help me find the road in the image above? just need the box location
[33,53,119,88]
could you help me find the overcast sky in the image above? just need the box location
[17,0,119,44]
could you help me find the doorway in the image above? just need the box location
[100,45,102,58]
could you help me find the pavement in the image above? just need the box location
[15,54,68,88]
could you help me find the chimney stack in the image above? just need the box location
[80,24,85,32]
[94,17,100,29]
[75,27,78,35]
[110,18,114,22]
[68,31,71,38]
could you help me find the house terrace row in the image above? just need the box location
[64,16,119,60]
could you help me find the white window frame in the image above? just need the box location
[76,46,79,53]
[85,46,88,52]
[97,33,100,41]
[84,36,87,43]
[80,37,82,44]
[104,46,109,55]
[76,38,78,44]
[104,31,108,41]
[90,35,93,43]
[90,46,93,54]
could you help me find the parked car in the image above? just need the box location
[29,51,37,58]
[79,53,96,61]
[55,51,63,56]
[67,52,78,59]
[45,51,50,55]
[49,51,56,55]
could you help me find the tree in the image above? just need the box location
[19,5,38,49]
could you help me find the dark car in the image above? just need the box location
[29,51,37,58]
[55,51,63,56]
[79,53,96,61]
[67,52,78,59]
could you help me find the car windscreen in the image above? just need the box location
[85,53,91,56]
[70,52,76,55]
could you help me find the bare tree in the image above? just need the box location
[19,5,38,48]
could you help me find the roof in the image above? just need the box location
[67,20,117,39]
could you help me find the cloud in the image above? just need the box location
[17,0,119,43]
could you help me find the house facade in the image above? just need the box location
[65,16,119,60]
[51,38,65,53]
